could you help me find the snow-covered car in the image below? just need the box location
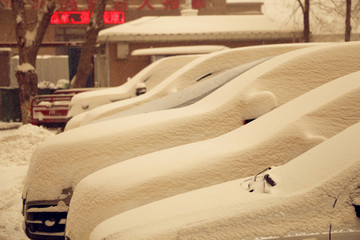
[22,42,360,240]
[80,57,270,124]
[66,54,201,119]
[65,42,322,131]
[90,119,360,240]
[67,70,360,240]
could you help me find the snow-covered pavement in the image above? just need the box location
[0,123,55,240]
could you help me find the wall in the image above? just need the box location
[9,55,70,87]
[227,2,263,14]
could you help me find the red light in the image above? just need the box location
[50,11,125,25]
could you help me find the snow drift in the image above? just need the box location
[65,70,360,239]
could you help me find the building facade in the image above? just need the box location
[98,13,302,86]
[0,0,299,88]
[0,0,241,55]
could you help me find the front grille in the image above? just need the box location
[24,201,68,240]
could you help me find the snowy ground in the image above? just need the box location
[0,122,55,240]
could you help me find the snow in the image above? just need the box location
[0,124,55,240]
[65,70,360,239]
[93,57,270,123]
[97,15,300,42]
[37,79,70,89]
[15,63,35,73]
[27,201,68,213]
[67,42,325,130]
[66,54,199,120]
[16,14,22,24]
[0,48,11,52]
[16,42,360,239]
[92,116,360,239]
[24,43,360,204]
[55,79,70,89]
[25,30,36,47]
[20,42,360,221]
[90,119,360,240]
[0,122,22,130]
[131,45,228,56]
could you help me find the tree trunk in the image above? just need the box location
[345,0,352,41]
[303,0,310,42]
[297,0,311,42]
[70,0,108,88]
[11,0,56,124]
[15,65,38,124]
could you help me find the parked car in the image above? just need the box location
[65,42,323,130]
[66,54,201,119]
[30,88,95,128]
[65,70,360,239]
[22,42,360,240]
[30,53,200,128]
[90,119,360,240]
[80,57,270,125]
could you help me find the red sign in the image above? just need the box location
[192,0,206,9]
[163,0,180,10]
[50,11,125,25]
[137,0,155,10]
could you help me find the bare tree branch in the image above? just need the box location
[297,0,305,13]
